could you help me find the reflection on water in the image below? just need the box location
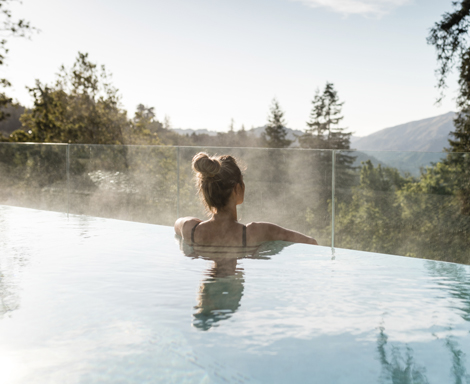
[425,261,470,383]
[434,332,470,384]
[427,261,470,323]
[0,269,19,318]
[193,260,245,330]
[377,324,429,384]
[177,236,293,331]
[445,335,470,384]
[0,207,26,318]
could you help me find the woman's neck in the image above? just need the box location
[211,205,238,222]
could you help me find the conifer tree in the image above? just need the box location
[263,98,292,148]
[428,0,470,153]
[428,1,470,214]
[298,83,355,234]
[300,82,351,150]
[299,82,355,190]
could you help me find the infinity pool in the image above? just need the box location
[0,205,469,383]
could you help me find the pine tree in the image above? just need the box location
[299,82,355,187]
[263,98,292,148]
[428,1,470,153]
[300,82,351,150]
[450,112,470,153]
[428,1,470,214]
[298,83,355,237]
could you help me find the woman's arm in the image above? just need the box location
[247,222,318,245]
[174,217,202,238]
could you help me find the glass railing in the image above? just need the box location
[0,143,68,212]
[0,143,469,264]
[334,149,470,264]
[68,144,178,225]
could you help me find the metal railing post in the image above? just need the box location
[331,150,336,250]
[66,144,70,218]
[176,146,180,219]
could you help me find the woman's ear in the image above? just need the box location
[236,182,245,204]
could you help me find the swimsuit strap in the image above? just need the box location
[192,222,246,246]
[191,222,201,245]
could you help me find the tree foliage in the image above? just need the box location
[299,82,351,150]
[428,1,470,153]
[337,160,408,254]
[124,104,161,145]
[336,159,470,264]
[0,102,23,140]
[263,98,292,148]
[0,0,37,128]
[13,52,128,144]
[296,83,355,227]
[428,3,470,215]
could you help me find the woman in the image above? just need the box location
[174,152,318,248]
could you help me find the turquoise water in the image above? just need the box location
[0,205,469,383]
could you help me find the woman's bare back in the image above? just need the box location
[175,217,318,246]
[182,219,245,247]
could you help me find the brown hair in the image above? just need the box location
[192,152,243,213]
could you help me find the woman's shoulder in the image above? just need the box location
[246,222,318,245]
[245,221,281,243]
[174,217,202,240]
[246,221,280,231]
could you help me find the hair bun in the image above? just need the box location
[192,152,221,178]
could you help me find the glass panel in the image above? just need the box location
[0,143,68,212]
[2,142,469,264]
[68,144,178,225]
[179,146,333,246]
[335,150,470,264]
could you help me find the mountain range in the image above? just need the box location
[173,111,457,175]
[351,111,455,152]
[349,111,455,175]
[173,111,455,153]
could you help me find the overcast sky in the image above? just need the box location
[3,0,460,136]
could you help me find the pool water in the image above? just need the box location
[0,205,469,383]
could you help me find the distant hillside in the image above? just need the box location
[0,104,26,136]
[247,126,304,143]
[172,128,219,137]
[172,126,305,143]
[351,112,455,152]
[160,112,460,175]
[350,112,456,175]
[174,112,457,153]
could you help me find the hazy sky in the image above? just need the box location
[4,0,460,136]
